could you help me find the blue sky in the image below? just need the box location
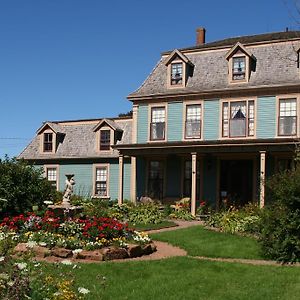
[0,0,299,158]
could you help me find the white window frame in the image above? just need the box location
[44,165,59,190]
[93,164,110,198]
[148,104,167,142]
[183,101,203,140]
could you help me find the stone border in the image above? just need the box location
[13,242,157,262]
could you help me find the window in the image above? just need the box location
[46,167,57,189]
[95,167,108,197]
[150,107,165,141]
[185,104,201,139]
[222,100,254,138]
[183,160,200,198]
[43,132,53,152]
[278,98,297,136]
[100,130,111,150]
[171,62,183,85]
[232,56,246,80]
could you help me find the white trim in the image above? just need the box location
[92,163,110,198]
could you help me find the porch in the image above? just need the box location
[116,139,296,215]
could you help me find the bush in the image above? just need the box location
[259,168,300,263]
[127,204,164,224]
[0,157,56,215]
[206,203,261,234]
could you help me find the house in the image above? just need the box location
[19,29,300,215]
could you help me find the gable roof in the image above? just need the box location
[225,42,253,60]
[36,122,63,134]
[164,49,194,66]
[93,118,123,132]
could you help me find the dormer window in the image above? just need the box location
[171,62,183,85]
[43,132,53,152]
[100,130,111,150]
[226,42,254,84]
[232,56,246,80]
[165,49,194,89]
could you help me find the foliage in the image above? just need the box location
[196,201,212,215]
[0,157,56,215]
[206,203,261,234]
[0,255,91,299]
[259,167,300,263]
[169,198,195,220]
[126,203,164,224]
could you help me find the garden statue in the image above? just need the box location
[62,174,75,206]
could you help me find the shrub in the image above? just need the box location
[0,157,56,215]
[127,204,164,224]
[259,168,300,263]
[206,203,261,234]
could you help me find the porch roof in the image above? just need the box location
[115,138,297,156]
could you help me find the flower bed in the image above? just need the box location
[0,211,156,260]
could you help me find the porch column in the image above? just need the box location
[130,156,137,204]
[118,154,124,205]
[259,151,266,208]
[191,152,197,216]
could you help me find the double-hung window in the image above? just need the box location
[222,100,255,138]
[46,167,57,189]
[43,132,53,152]
[150,107,165,141]
[95,167,108,197]
[100,130,111,150]
[232,56,246,81]
[278,98,297,136]
[171,62,183,85]
[185,104,201,139]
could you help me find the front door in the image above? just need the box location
[220,159,253,207]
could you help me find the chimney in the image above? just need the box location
[196,27,206,45]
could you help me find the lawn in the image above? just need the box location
[45,257,300,300]
[150,225,264,260]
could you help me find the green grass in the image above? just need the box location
[127,220,177,231]
[151,225,263,259]
[45,257,300,300]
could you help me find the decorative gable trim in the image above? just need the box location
[225,42,252,60]
[164,49,193,66]
[36,122,61,135]
[93,118,123,132]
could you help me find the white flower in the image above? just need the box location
[0,256,5,262]
[26,241,37,248]
[72,249,83,254]
[7,281,14,287]
[15,262,27,270]
[43,201,53,205]
[60,260,72,265]
[78,287,90,294]
[38,242,47,247]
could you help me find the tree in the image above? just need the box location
[0,156,56,215]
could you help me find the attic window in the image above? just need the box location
[100,130,111,151]
[171,62,183,85]
[232,56,246,80]
[43,133,53,152]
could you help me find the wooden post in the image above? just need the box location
[259,151,266,208]
[130,156,137,204]
[118,154,124,206]
[191,152,197,216]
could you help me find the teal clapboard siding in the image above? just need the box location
[203,100,220,140]
[257,96,276,138]
[59,164,93,197]
[166,156,181,197]
[167,102,183,141]
[137,104,148,143]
